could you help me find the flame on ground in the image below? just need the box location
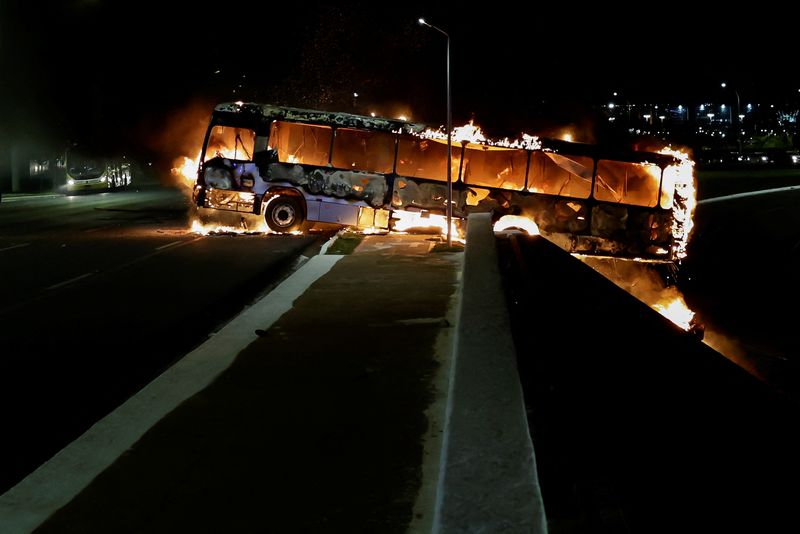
[493,215,540,235]
[358,227,388,235]
[579,257,697,332]
[391,211,464,242]
[652,294,695,331]
[190,217,272,235]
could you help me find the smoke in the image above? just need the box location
[143,97,216,188]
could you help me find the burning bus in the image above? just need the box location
[190,102,695,262]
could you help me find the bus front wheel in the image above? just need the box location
[265,196,304,233]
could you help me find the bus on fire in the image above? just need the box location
[191,102,694,262]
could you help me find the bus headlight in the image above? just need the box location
[67,178,75,185]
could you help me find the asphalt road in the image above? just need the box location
[0,184,326,493]
[680,186,800,397]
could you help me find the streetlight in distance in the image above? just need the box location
[418,17,453,246]
[721,82,742,153]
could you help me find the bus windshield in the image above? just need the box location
[204,126,256,161]
[68,154,104,179]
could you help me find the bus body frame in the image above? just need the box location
[192,102,690,262]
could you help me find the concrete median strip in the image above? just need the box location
[433,213,547,533]
[0,253,343,533]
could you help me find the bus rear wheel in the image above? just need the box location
[265,195,304,233]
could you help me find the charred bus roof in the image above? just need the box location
[213,102,427,136]
[212,102,680,167]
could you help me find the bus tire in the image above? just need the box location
[265,195,304,233]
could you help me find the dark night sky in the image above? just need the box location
[1,0,797,162]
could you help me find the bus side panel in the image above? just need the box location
[464,188,675,260]
[306,199,321,221]
[265,162,388,208]
[390,176,451,215]
[319,202,359,226]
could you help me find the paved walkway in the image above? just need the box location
[2,234,462,533]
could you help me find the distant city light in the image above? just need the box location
[700,104,706,111]
[397,115,408,121]
[613,92,618,96]
[353,92,359,98]
[721,104,726,110]
[721,82,727,88]
[562,133,574,142]
[608,103,615,109]
[370,112,376,117]
[707,113,715,119]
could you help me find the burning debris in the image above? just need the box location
[578,256,703,338]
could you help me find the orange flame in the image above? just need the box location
[172,153,201,184]
[391,211,464,242]
[652,294,695,331]
[190,217,272,235]
[171,141,244,186]
[493,215,540,235]
[417,121,541,150]
[658,147,697,260]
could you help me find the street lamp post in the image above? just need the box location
[419,18,452,247]
[721,82,743,153]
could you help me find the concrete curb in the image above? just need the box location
[433,213,547,533]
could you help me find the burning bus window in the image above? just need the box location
[461,144,526,191]
[205,126,256,161]
[268,121,332,166]
[594,160,660,207]
[396,137,460,182]
[528,152,593,198]
[331,128,396,174]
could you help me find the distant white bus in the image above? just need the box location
[65,152,131,194]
